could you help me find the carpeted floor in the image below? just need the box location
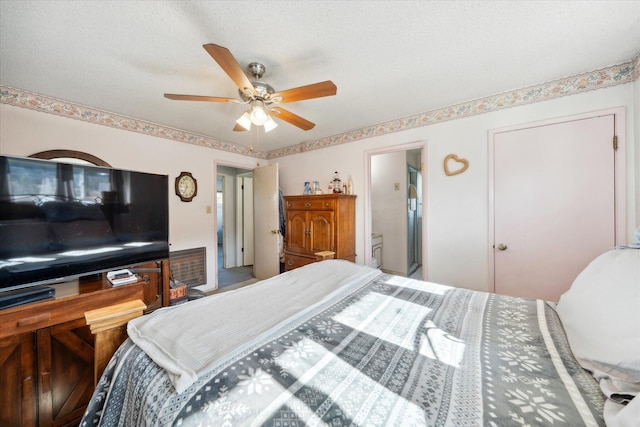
[217,245,255,288]
[207,277,260,295]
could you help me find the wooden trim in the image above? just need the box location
[315,251,335,260]
[85,299,146,384]
[0,281,145,339]
[84,299,146,334]
[29,150,111,167]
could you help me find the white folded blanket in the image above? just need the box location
[127,260,381,393]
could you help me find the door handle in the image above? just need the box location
[496,243,508,251]
[271,229,280,234]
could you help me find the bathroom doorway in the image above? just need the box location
[367,143,425,279]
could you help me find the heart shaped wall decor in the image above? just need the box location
[443,154,469,176]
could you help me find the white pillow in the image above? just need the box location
[556,249,640,397]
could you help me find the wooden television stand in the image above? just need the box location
[0,259,169,427]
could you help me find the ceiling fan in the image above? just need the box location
[164,44,337,133]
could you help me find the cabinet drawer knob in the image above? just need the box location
[304,202,311,208]
[287,259,294,265]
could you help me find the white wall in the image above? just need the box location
[1,83,636,293]
[0,104,258,287]
[276,83,638,292]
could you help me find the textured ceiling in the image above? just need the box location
[1,1,639,153]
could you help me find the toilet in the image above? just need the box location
[371,233,383,269]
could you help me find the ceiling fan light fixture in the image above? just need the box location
[264,115,278,132]
[249,101,269,125]
[236,111,252,131]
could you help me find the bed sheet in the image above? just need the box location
[81,265,605,426]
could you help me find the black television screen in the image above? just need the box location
[0,155,169,291]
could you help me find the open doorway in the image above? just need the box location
[217,165,255,288]
[366,143,425,279]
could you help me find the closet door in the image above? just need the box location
[492,114,616,301]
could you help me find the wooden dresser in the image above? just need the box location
[283,194,356,271]
[0,260,169,427]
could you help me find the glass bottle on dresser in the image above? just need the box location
[332,171,342,193]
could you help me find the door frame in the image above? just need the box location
[214,159,258,287]
[364,140,427,279]
[487,107,627,292]
[407,163,421,275]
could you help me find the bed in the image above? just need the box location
[80,250,639,427]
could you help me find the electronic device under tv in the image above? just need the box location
[0,155,169,298]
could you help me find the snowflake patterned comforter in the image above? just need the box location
[81,261,605,426]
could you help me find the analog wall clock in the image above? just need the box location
[175,171,197,202]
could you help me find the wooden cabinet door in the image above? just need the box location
[309,211,334,254]
[286,210,309,254]
[37,318,94,427]
[0,332,37,427]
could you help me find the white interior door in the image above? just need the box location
[492,114,616,301]
[253,163,280,280]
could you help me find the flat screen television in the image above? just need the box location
[0,155,169,292]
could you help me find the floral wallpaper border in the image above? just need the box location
[0,86,266,158]
[1,53,638,160]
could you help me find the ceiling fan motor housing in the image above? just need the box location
[238,62,274,101]
[248,62,266,79]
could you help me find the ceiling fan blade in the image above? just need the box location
[270,107,315,131]
[203,44,256,97]
[270,81,337,104]
[233,123,248,132]
[164,94,235,102]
